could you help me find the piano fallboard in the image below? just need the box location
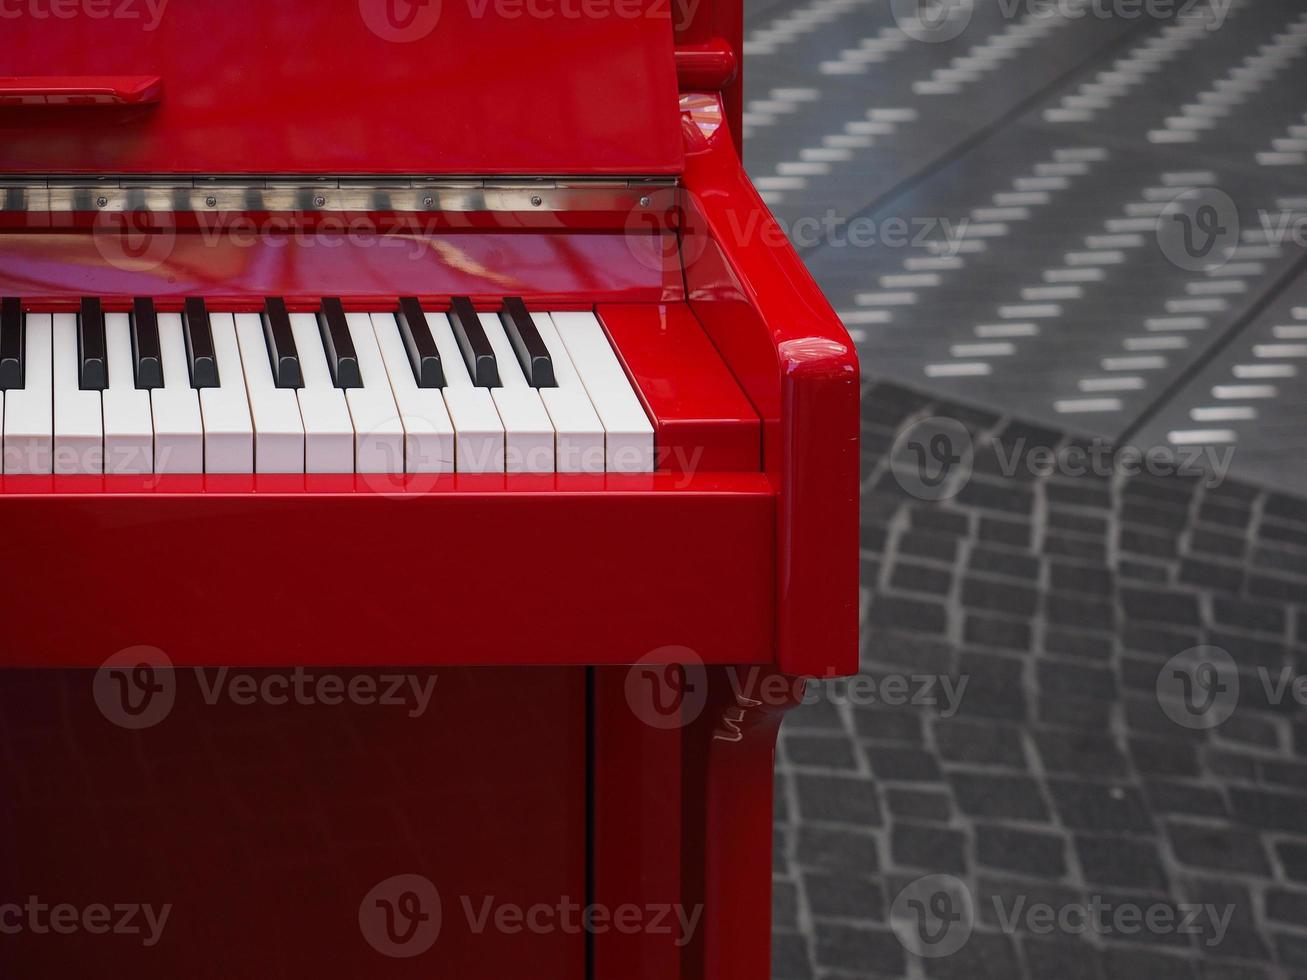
[0,472,774,667]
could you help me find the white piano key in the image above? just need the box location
[52,313,103,474]
[289,313,354,473]
[200,313,254,473]
[234,312,304,473]
[103,313,153,474]
[477,312,554,473]
[152,314,204,473]
[369,313,454,473]
[3,313,53,474]
[530,313,605,473]
[342,312,404,474]
[426,311,504,473]
[551,311,654,472]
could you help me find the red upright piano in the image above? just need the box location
[0,2,858,976]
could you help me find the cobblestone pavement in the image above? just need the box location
[772,380,1307,978]
[751,0,1307,975]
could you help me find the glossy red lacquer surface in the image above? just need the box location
[0,5,682,175]
[599,302,760,471]
[680,98,860,677]
[0,474,775,668]
[0,668,586,978]
[0,229,678,310]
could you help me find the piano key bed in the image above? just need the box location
[0,296,680,477]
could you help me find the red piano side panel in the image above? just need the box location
[0,4,682,176]
[679,101,860,679]
[0,667,586,978]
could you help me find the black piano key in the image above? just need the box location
[0,296,22,390]
[500,297,556,388]
[182,297,220,388]
[396,297,444,388]
[78,297,108,391]
[448,296,499,387]
[130,297,164,389]
[318,298,362,389]
[262,297,302,389]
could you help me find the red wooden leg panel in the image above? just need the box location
[0,667,586,979]
[597,303,761,473]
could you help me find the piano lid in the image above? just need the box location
[0,2,682,177]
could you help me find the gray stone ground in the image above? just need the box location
[772,381,1307,979]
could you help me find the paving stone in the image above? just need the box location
[976,825,1067,878]
[853,707,925,743]
[795,826,881,874]
[866,745,943,783]
[920,931,1021,980]
[803,871,884,920]
[812,923,905,976]
[795,774,884,827]
[891,824,967,873]
[1167,822,1270,875]
[1143,781,1229,819]
[886,788,953,823]
[964,613,1033,651]
[949,772,1049,821]
[1020,937,1104,980]
[1048,781,1154,832]
[771,932,814,980]
[785,735,861,771]
[869,595,950,635]
[889,560,954,596]
[1034,730,1130,776]
[977,516,1032,549]
[1074,835,1169,889]
[934,718,1027,768]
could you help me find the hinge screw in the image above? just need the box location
[639,196,651,207]
[313,195,326,208]
[205,196,217,208]
[530,195,543,207]
[96,196,108,208]
[423,196,434,208]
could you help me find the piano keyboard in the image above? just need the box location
[0,297,655,476]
